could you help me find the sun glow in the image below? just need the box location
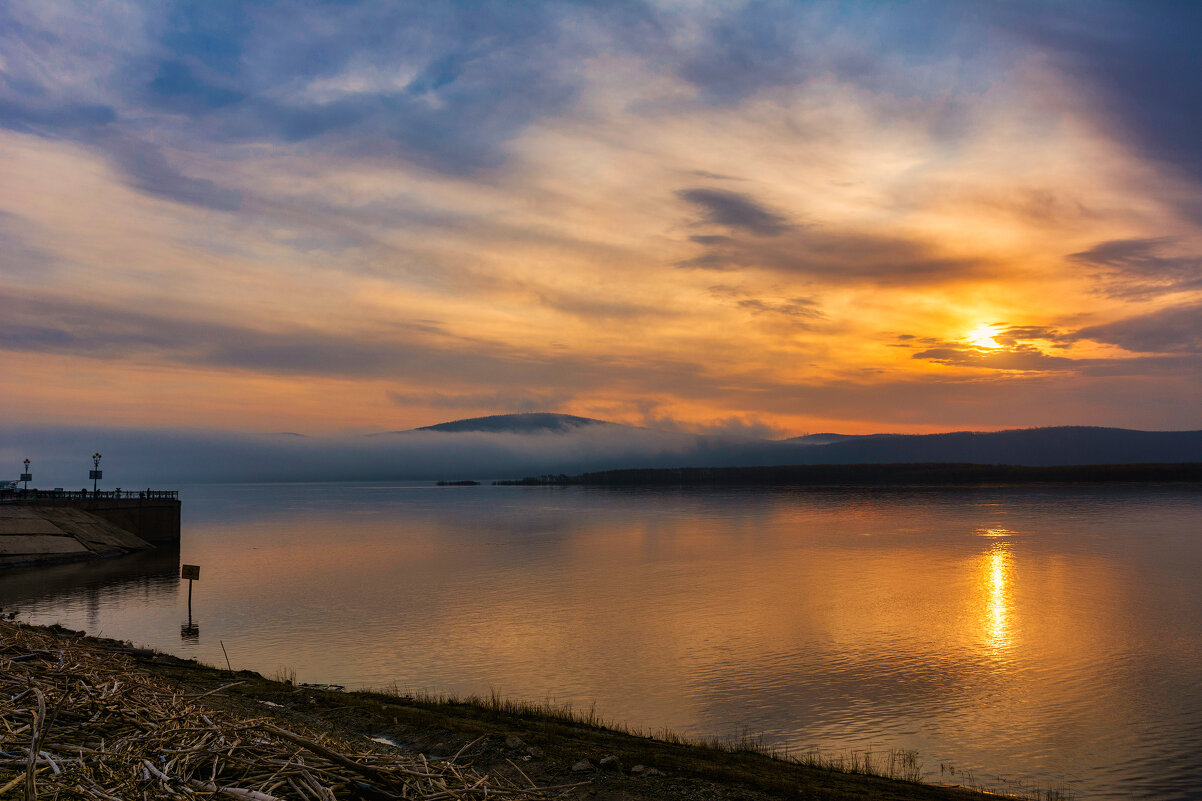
[966,324,1002,350]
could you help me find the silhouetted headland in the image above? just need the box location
[495,462,1202,487]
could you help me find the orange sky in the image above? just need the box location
[3,2,1201,436]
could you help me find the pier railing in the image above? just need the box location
[0,488,179,502]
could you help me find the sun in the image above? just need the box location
[966,323,1002,350]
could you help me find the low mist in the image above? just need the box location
[0,425,802,487]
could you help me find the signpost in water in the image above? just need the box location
[181,564,200,639]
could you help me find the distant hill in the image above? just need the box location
[783,426,1202,466]
[785,433,870,446]
[410,413,612,434]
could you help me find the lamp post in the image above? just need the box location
[21,458,31,491]
[90,452,102,493]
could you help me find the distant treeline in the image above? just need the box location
[494,463,1202,487]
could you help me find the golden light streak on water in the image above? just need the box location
[982,542,1014,653]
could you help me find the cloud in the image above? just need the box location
[0,1,650,194]
[737,296,823,322]
[146,60,245,112]
[677,187,792,236]
[912,345,1077,372]
[992,326,1072,348]
[131,2,661,174]
[681,226,990,285]
[1073,302,1202,354]
[673,1,999,105]
[0,290,720,398]
[1002,2,1202,193]
[0,211,54,280]
[0,98,117,132]
[4,1,1202,437]
[101,135,242,211]
[909,326,1083,371]
[1068,238,1202,299]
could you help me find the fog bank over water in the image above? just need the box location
[5,415,1201,486]
[1,423,793,486]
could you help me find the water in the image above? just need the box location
[4,482,1202,799]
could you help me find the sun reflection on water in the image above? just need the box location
[985,544,1013,651]
[975,529,1016,654]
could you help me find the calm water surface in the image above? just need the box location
[5,483,1202,799]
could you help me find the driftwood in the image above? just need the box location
[0,621,560,800]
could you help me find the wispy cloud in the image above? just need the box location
[1073,302,1202,354]
[1068,238,1202,299]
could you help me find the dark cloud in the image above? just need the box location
[101,135,242,211]
[993,325,1072,348]
[677,188,792,236]
[1068,238,1202,299]
[681,225,991,285]
[1002,3,1202,196]
[1073,303,1202,355]
[912,345,1076,372]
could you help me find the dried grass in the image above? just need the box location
[0,621,566,800]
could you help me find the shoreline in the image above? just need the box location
[1,619,1014,801]
[494,461,1202,487]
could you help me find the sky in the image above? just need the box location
[3,0,1202,438]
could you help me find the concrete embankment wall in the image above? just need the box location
[76,499,181,545]
[0,506,153,568]
[0,497,180,568]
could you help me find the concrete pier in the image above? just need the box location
[0,490,180,568]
